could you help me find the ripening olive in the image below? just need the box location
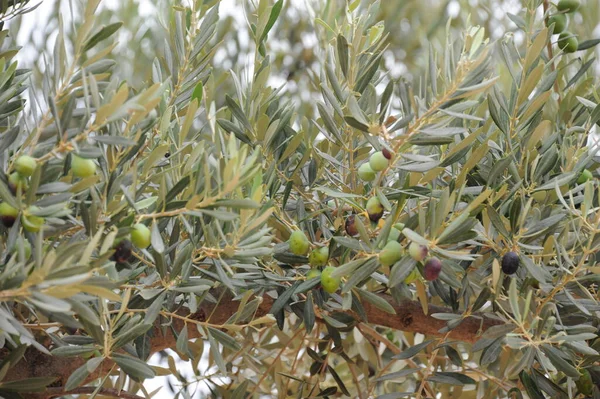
[8,172,28,194]
[309,246,329,267]
[366,197,384,223]
[288,230,309,256]
[358,163,376,181]
[547,14,567,34]
[345,215,359,236]
[557,0,580,13]
[577,168,593,184]
[423,257,442,281]
[0,202,18,227]
[306,268,321,280]
[558,32,578,53]
[14,155,37,177]
[379,240,403,267]
[320,266,341,293]
[71,155,97,178]
[408,242,428,262]
[111,239,133,263]
[369,151,389,172]
[131,223,151,249]
[501,251,520,275]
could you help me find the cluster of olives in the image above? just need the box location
[357,148,392,182]
[546,0,581,53]
[288,230,341,293]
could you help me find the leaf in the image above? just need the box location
[84,22,123,51]
[577,38,600,51]
[64,357,102,391]
[328,366,350,396]
[304,292,315,333]
[356,288,396,314]
[0,377,58,392]
[428,372,476,386]
[112,353,155,380]
[392,340,433,360]
[540,345,580,378]
[258,0,284,49]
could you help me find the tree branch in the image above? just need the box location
[2,291,505,398]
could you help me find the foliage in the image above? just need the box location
[0,0,599,398]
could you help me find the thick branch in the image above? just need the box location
[2,291,504,398]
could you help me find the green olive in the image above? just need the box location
[379,240,403,267]
[357,163,376,181]
[308,246,329,267]
[557,32,578,53]
[557,0,580,13]
[14,155,37,177]
[288,230,309,256]
[320,266,341,293]
[10,237,31,260]
[575,368,593,396]
[369,151,389,172]
[577,168,593,184]
[131,223,151,248]
[71,155,97,178]
[546,14,567,34]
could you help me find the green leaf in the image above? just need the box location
[356,288,396,314]
[112,353,155,380]
[84,22,123,51]
[392,340,433,360]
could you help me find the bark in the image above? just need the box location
[1,291,504,398]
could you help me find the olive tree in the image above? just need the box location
[0,0,599,398]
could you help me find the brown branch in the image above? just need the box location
[44,387,145,399]
[1,291,504,399]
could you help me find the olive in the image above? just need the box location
[0,202,18,227]
[131,223,151,249]
[379,240,403,267]
[408,242,428,262]
[382,148,393,160]
[71,155,97,178]
[557,0,580,13]
[369,151,389,172]
[558,32,578,53]
[577,168,593,184]
[501,251,520,275]
[357,163,376,181]
[320,266,341,293]
[14,155,37,177]
[308,246,329,267]
[345,215,359,236]
[288,230,309,256]
[546,14,567,34]
[8,172,28,194]
[423,257,442,281]
[366,197,384,222]
[111,239,133,263]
